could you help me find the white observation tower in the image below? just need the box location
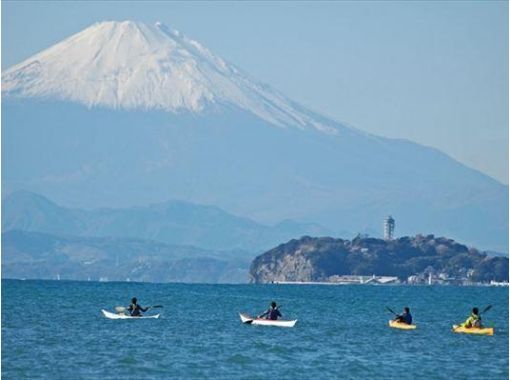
[384,216,395,240]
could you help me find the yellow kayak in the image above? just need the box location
[389,320,417,330]
[452,325,494,336]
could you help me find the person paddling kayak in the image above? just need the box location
[127,297,149,317]
[258,301,282,320]
[394,307,413,325]
[461,307,482,328]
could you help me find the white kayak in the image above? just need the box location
[240,313,297,328]
[102,309,160,319]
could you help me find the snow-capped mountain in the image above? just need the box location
[2,21,507,252]
[3,21,335,133]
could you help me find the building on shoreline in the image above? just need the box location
[273,275,400,285]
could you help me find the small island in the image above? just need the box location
[249,234,509,285]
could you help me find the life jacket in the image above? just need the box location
[464,312,481,328]
[402,312,412,324]
[130,303,140,316]
[471,313,481,327]
[268,308,280,320]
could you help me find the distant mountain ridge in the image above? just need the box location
[2,21,507,252]
[2,230,248,283]
[2,190,332,253]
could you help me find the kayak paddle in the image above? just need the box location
[386,306,397,316]
[241,313,254,324]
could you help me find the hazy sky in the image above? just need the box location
[2,1,508,184]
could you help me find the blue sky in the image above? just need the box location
[2,1,508,184]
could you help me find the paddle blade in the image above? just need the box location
[482,305,492,314]
[386,306,397,315]
[240,313,254,324]
[151,305,163,309]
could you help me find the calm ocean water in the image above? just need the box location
[2,279,508,379]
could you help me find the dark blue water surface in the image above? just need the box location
[2,279,508,379]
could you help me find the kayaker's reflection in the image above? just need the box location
[393,307,413,325]
[126,297,149,317]
[257,301,282,320]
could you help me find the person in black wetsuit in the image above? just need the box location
[394,307,413,325]
[258,301,282,320]
[127,297,148,317]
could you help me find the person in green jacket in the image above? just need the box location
[461,307,482,328]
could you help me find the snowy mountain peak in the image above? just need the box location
[2,21,337,133]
